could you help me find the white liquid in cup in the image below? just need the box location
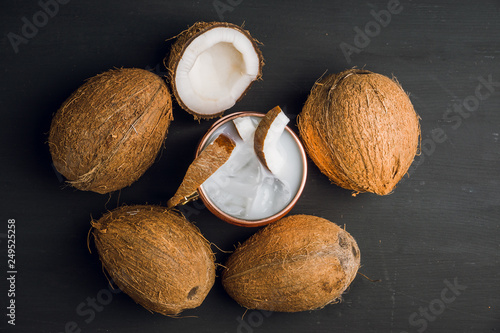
[200,115,304,220]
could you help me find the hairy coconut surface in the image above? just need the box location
[167,134,235,209]
[48,68,173,194]
[254,106,290,175]
[222,215,360,312]
[297,69,420,195]
[165,21,264,119]
[92,205,215,316]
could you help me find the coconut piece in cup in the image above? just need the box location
[167,134,235,209]
[166,22,264,119]
[254,106,290,176]
[233,116,258,142]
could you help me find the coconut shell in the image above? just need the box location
[48,68,173,194]
[222,215,360,312]
[92,205,215,316]
[254,105,287,173]
[166,134,235,209]
[297,69,420,195]
[165,21,264,120]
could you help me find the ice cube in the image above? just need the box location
[203,169,251,218]
[231,158,262,185]
[224,145,254,176]
[272,177,292,208]
[249,176,275,218]
[223,194,249,217]
[205,167,231,188]
[202,179,219,196]
[223,176,259,196]
[203,177,228,205]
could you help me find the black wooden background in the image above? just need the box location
[1,0,499,332]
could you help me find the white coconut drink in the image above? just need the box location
[166,22,264,119]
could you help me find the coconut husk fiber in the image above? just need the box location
[167,134,235,209]
[297,69,420,195]
[48,68,173,194]
[222,215,360,312]
[92,205,215,316]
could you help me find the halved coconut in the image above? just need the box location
[254,106,290,175]
[166,22,264,119]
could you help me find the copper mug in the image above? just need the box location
[195,111,308,227]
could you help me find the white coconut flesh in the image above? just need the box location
[234,116,258,142]
[175,27,261,116]
[258,111,290,175]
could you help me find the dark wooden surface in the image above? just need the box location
[1,0,499,332]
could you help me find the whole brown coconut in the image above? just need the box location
[222,215,360,312]
[48,68,173,194]
[297,69,420,195]
[92,205,215,316]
